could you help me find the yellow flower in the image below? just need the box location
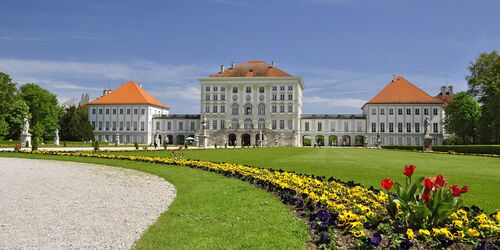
[418,229,431,237]
[479,224,491,231]
[453,230,465,240]
[475,213,488,224]
[406,228,415,240]
[493,212,500,223]
[352,230,365,238]
[452,220,463,228]
[467,228,480,237]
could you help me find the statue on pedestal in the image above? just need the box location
[423,116,433,152]
[197,116,209,148]
[20,116,32,147]
[54,129,60,146]
[376,131,381,148]
[116,133,120,145]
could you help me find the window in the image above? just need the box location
[231,119,238,129]
[380,108,385,115]
[92,109,96,114]
[231,104,239,115]
[371,108,376,115]
[406,108,411,115]
[272,94,277,101]
[280,105,285,113]
[258,119,265,129]
[134,109,138,115]
[344,122,349,132]
[406,122,411,133]
[105,121,109,130]
[398,123,403,133]
[244,118,252,129]
[221,94,225,101]
[213,105,218,113]
[259,86,265,93]
[305,122,310,131]
[133,121,138,131]
[318,122,322,131]
[280,94,285,100]
[433,108,438,115]
[433,123,438,133]
[98,121,102,130]
[415,123,420,133]
[205,86,210,91]
[424,108,429,115]
[167,122,171,130]
[287,120,293,129]
[127,109,131,115]
[389,123,394,133]
[141,109,145,115]
[91,121,95,129]
[280,86,285,91]
[389,108,394,115]
[245,104,252,115]
[288,94,293,100]
[191,122,195,130]
[112,109,116,115]
[288,86,293,91]
[280,120,285,130]
[398,108,403,115]
[272,120,277,130]
[99,109,103,115]
[221,87,225,91]
[112,121,116,130]
[246,86,251,93]
[213,86,218,91]
[179,122,183,130]
[380,123,385,132]
[213,120,218,130]
[371,123,376,132]
[213,95,218,101]
[126,122,130,130]
[220,120,225,129]
[232,87,238,93]
[140,121,145,131]
[220,105,225,113]
[272,105,277,113]
[258,104,265,115]
[120,109,123,114]
[288,105,293,113]
[415,108,420,115]
[205,106,210,113]
[205,94,210,101]
[119,121,123,130]
[106,109,110,115]
[272,86,277,91]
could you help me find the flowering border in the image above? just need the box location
[11,150,500,249]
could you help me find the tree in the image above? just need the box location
[444,92,481,144]
[4,98,29,139]
[19,83,63,140]
[59,105,94,141]
[466,50,500,143]
[0,72,20,139]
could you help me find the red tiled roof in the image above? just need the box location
[366,76,444,105]
[88,81,169,109]
[435,94,454,107]
[210,61,291,77]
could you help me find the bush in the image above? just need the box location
[442,135,464,145]
[215,143,217,149]
[382,145,421,151]
[134,142,139,150]
[382,144,500,155]
[63,141,67,147]
[94,140,100,150]
[184,144,188,149]
[32,138,38,150]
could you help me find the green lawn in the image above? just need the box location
[0,152,309,250]
[105,147,500,213]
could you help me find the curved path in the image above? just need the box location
[0,158,176,249]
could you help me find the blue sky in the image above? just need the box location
[1,0,499,113]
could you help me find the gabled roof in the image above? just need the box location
[209,60,291,77]
[365,76,444,106]
[89,81,169,109]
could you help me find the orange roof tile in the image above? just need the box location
[435,94,454,107]
[89,81,169,109]
[366,76,444,105]
[210,60,291,77]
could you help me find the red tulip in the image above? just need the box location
[403,164,416,177]
[435,175,447,188]
[460,185,469,194]
[381,178,394,190]
[421,190,431,204]
[450,185,461,197]
[423,178,434,190]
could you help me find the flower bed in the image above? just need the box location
[16,150,500,249]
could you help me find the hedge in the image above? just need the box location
[382,145,500,155]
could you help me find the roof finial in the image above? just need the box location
[231,62,235,69]
[220,64,225,73]
[272,60,276,68]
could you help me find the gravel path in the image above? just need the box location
[0,158,176,249]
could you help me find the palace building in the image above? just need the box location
[88,61,453,147]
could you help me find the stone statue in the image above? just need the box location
[202,115,207,129]
[424,116,431,136]
[54,129,60,145]
[376,131,381,148]
[154,133,160,148]
[22,117,30,134]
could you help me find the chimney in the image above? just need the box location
[139,83,143,89]
[220,64,225,73]
[272,61,276,67]
[231,62,235,69]
[102,89,112,96]
[441,86,447,95]
[448,86,453,95]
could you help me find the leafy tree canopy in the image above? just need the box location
[444,92,481,144]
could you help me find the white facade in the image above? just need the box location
[88,104,168,144]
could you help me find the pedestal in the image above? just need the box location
[20,133,32,147]
[54,137,60,146]
[198,135,208,148]
[423,135,433,152]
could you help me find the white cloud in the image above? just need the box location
[304,96,366,108]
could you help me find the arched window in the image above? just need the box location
[245,104,252,115]
[258,118,265,129]
[231,103,239,115]
[231,119,239,129]
[244,118,253,129]
[258,103,265,115]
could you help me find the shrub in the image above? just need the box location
[31,138,38,150]
[215,143,217,149]
[184,144,188,149]
[382,145,421,151]
[442,135,464,145]
[433,145,500,155]
[163,142,167,149]
[134,142,139,150]
[94,140,100,150]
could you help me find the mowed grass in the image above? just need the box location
[0,152,309,250]
[107,148,500,213]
